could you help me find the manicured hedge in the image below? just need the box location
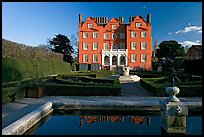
[2,57,71,83]
[130,71,171,78]
[2,86,26,105]
[56,75,114,85]
[45,84,121,96]
[140,77,167,96]
[58,72,97,78]
[140,77,202,97]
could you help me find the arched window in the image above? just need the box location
[112,56,117,65]
[120,56,126,65]
[112,44,117,50]
[104,56,110,65]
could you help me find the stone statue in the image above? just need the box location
[169,67,181,87]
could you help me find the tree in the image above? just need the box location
[156,40,186,59]
[70,33,79,63]
[49,34,74,64]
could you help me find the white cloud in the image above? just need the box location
[169,25,202,35]
[176,25,202,33]
[179,40,201,49]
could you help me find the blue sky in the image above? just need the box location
[2,2,202,49]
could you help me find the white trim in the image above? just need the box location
[141,42,147,50]
[141,31,147,38]
[92,42,98,50]
[104,33,108,39]
[131,42,136,50]
[104,43,109,50]
[131,54,136,62]
[136,22,142,27]
[88,24,93,28]
[93,54,98,63]
[83,54,88,63]
[141,54,147,62]
[83,32,88,38]
[112,25,117,29]
[131,32,136,38]
[93,32,98,38]
[83,42,88,50]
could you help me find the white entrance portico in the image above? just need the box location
[102,49,128,70]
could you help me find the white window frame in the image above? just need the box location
[104,43,109,50]
[120,33,125,39]
[93,54,98,63]
[131,32,136,38]
[131,42,136,50]
[88,24,93,28]
[141,54,147,62]
[141,42,147,50]
[83,54,88,63]
[141,32,147,38]
[120,43,125,49]
[112,25,117,29]
[136,22,142,27]
[104,33,108,39]
[83,42,88,50]
[83,32,88,38]
[93,42,98,50]
[93,32,98,38]
[131,54,136,62]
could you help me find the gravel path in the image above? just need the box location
[119,76,154,97]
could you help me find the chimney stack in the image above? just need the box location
[129,17,132,23]
[96,17,98,23]
[147,14,151,24]
[100,17,103,23]
[121,16,124,23]
[131,17,134,22]
[105,17,108,23]
[79,13,82,26]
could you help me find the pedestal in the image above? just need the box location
[159,100,188,134]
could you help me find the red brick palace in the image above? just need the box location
[78,13,152,71]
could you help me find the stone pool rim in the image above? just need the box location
[2,96,202,135]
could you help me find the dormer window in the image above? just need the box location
[88,24,93,28]
[136,23,142,27]
[112,25,117,29]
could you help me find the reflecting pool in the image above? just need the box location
[24,110,202,135]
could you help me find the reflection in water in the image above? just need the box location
[80,115,150,126]
[25,110,201,135]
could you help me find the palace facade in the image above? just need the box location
[78,13,152,70]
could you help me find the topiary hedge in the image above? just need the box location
[140,77,202,97]
[45,84,121,96]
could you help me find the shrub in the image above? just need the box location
[2,57,71,83]
[45,84,121,96]
[2,86,26,105]
[140,77,202,97]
